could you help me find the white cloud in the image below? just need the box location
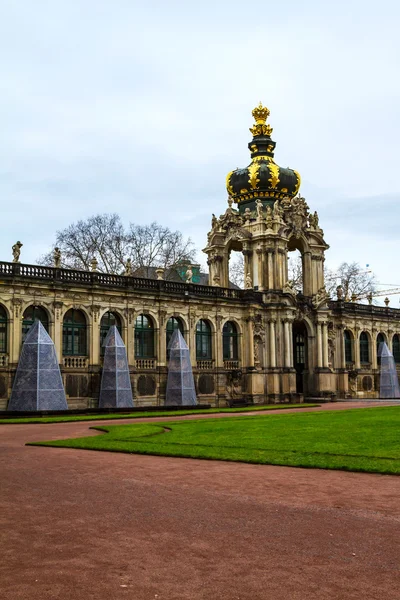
[0,0,399,294]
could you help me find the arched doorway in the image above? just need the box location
[293,321,308,393]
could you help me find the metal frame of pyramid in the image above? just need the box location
[8,320,68,411]
[378,342,400,399]
[165,329,197,406]
[98,325,134,408]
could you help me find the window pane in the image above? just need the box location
[0,322,6,353]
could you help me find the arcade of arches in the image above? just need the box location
[0,103,399,408]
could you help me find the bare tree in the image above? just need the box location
[287,254,303,293]
[229,252,244,288]
[325,262,377,301]
[38,214,196,277]
[128,223,196,279]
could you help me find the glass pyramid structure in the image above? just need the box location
[165,329,197,406]
[378,342,400,399]
[99,325,134,408]
[8,320,68,411]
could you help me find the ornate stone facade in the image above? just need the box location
[0,103,398,409]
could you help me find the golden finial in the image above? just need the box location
[250,102,273,137]
[252,102,270,124]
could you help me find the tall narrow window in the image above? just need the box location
[22,306,49,340]
[166,317,184,359]
[393,334,400,363]
[223,321,238,360]
[344,330,353,363]
[376,333,386,365]
[135,314,155,358]
[295,333,305,366]
[100,312,122,355]
[63,309,87,356]
[196,320,212,360]
[360,332,369,364]
[0,305,7,353]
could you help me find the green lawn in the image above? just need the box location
[0,403,318,424]
[31,406,400,475]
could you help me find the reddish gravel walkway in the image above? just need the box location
[1,402,399,600]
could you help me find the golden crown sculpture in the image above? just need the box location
[250,102,273,137]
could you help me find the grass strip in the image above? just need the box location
[31,406,400,475]
[0,403,318,424]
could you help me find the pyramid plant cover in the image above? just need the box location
[165,329,197,406]
[99,325,134,408]
[8,320,68,411]
[378,342,400,399]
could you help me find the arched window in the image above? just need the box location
[344,330,353,363]
[377,333,386,365]
[223,321,238,360]
[393,334,400,363]
[135,314,155,358]
[100,312,122,355]
[196,320,212,360]
[63,309,87,356]
[0,305,7,353]
[22,305,49,339]
[166,317,184,359]
[360,332,369,364]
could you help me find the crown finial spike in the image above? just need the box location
[250,102,273,136]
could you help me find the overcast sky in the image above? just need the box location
[1,0,400,301]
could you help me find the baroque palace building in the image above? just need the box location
[1,103,400,409]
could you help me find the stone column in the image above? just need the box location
[269,320,276,368]
[289,322,294,368]
[322,322,329,368]
[268,251,274,289]
[126,308,135,366]
[189,315,197,367]
[317,322,323,367]
[247,317,255,368]
[388,330,393,353]
[158,311,167,367]
[302,251,312,296]
[90,306,100,365]
[10,299,22,364]
[371,330,378,369]
[216,316,223,368]
[354,328,361,369]
[339,326,346,369]
[242,250,251,287]
[256,248,264,291]
[53,302,63,363]
[284,319,291,367]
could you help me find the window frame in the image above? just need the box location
[222,321,239,361]
[344,330,353,363]
[22,305,49,340]
[62,309,87,356]
[135,314,155,359]
[166,317,184,359]
[196,319,212,360]
[0,305,7,354]
[359,331,370,364]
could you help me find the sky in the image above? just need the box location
[1,0,400,302]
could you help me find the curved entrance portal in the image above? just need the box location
[293,321,308,394]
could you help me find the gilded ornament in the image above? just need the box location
[248,163,260,190]
[226,171,234,196]
[249,123,273,137]
[293,170,301,195]
[249,103,273,137]
[268,162,280,189]
[251,102,270,124]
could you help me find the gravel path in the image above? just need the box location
[1,402,399,599]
